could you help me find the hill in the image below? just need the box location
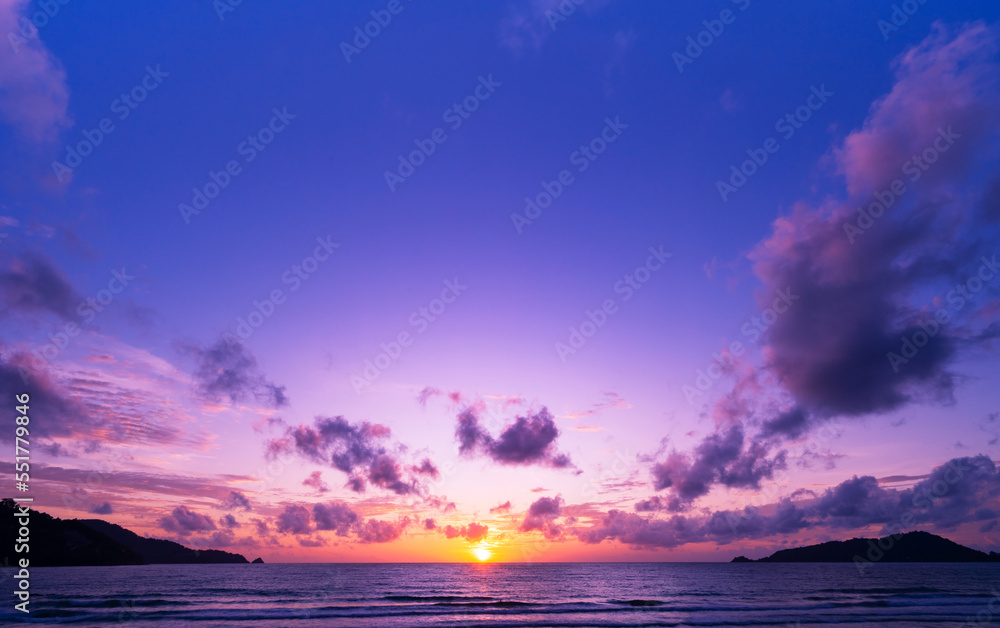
[79,519,248,564]
[732,531,1000,563]
[2,499,248,566]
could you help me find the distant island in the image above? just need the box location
[1,499,263,567]
[732,531,1000,563]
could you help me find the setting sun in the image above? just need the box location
[471,546,493,562]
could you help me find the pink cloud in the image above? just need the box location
[836,22,999,198]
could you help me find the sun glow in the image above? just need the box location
[471,544,493,562]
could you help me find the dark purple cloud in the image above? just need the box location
[276,504,312,535]
[368,454,416,495]
[265,415,437,496]
[456,407,573,468]
[312,501,360,536]
[0,352,89,442]
[412,458,440,478]
[0,252,81,320]
[424,518,437,530]
[220,514,240,528]
[654,27,1000,505]
[748,24,1000,426]
[634,496,667,512]
[184,335,288,408]
[650,425,786,510]
[88,502,113,515]
[223,490,252,511]
[582,456,1000,550]
[252,518,269,536]
[160,506,217,537]
[520,496,563,540]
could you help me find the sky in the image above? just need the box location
[1,0,999,563]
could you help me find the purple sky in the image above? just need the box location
[0,0,999,561]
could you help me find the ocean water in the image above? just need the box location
[2,562,999,627]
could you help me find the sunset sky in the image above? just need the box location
[1,0,1000,562]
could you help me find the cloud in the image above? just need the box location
[312,501,360,536]
[265,415,435,496]
[520,495,564,540]
[443,522,489,542]
[0,0,71,143]
[456,407,573,469]
[424,495,456,512]
[222,491,251,511]
[563,392,631,419]
[748,23,1000,425]
[88,502,112,515]
[368,454,417,495]
[462,522,489,543]
[276,504,312,535]
[160,506,217,537]
[1,343,202,453]
[356,517,410,543]
[184,336,288,408]
[634,496,667,512]
[267,500,411,545]
[220,514,240,528]
[0,351,88,442]
[424,518,437,530]
[251,518,269,536]
[417,386,466,407]
[650,425,787,510]
[581,455,1000,550]
[0,252,81,320]
[302,470,329,493]
[490,500,512,514]
[417,386,441,406]
[412,458,439,478]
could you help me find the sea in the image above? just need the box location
[1,562,998,627]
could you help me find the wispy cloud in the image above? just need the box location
[0,0,71,142]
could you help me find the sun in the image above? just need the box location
[471,545,493,562]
